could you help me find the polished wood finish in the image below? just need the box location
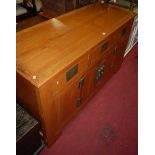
[17,3,135,87]
[16,73,40,120]
[16,3,136,147]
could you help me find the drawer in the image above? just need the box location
[40,53,89,95]
[113,19,133,45]
[89,34,114,67]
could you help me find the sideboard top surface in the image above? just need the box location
[16,3,136,87]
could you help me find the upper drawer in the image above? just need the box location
[113,19,133,44]
[40,53,89,95]
[89,34,114,67]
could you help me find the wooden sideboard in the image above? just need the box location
[16,3,136,147]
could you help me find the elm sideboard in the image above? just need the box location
[16,3,136,147]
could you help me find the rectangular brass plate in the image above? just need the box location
[100,42,108,53]
[66,64,78,81]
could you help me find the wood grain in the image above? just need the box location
[17,3,136,88]
[16,3,136,147]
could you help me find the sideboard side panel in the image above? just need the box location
[16,73,40,121]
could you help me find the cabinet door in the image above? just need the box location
[93,58,110,90]
[56,78,82,128]
[81,54,111,102]
[112,19,134,71]
[109,45,122,73]
[111,38,131,72]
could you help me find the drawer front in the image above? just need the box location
[89,34,114,67]
[113,19,133,45]
[42,54,89,95]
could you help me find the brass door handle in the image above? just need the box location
[78,77,85,88]
[94,63,105,83]
[112,46,119,55]
[100,42,108,53]
[76,98,82,108]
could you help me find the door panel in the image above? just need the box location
[56,78,81,128]
[81,53,112,102]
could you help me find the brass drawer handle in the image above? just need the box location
[100,42,108,53]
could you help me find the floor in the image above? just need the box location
[40,43,138,155]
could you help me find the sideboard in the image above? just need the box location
[16,3,136,147]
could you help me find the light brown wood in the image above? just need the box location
[16,3,135,88]
[16,72,40,120]
[16,3,136,147]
